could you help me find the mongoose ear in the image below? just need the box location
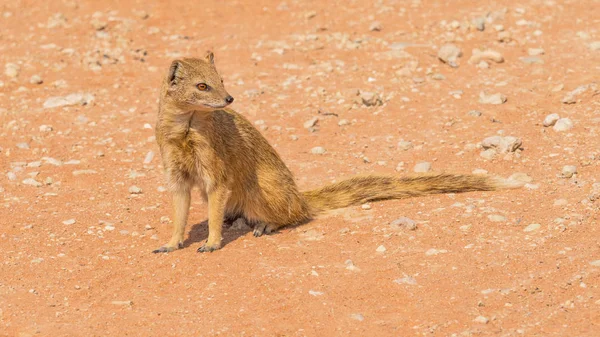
[168,60,182,86]
[205,51,215,64]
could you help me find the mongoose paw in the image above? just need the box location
[152,242,183,254]
[253,223,276,237]
[153,246,176,254]
[197,242,221,253]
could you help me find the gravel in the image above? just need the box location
[43,93,94,108]
[390,217,417,230]
[413,161,431,173]
[129,186,143,194]
[543,113,560,127]
[438,44,462,68]
[310,146,326,155]
[561,165,577,178]
[553,118,573,132]
[479,92,507,105]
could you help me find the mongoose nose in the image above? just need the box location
[225,96,234,104]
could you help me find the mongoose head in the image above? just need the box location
[164,51,234,111]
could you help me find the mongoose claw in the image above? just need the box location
[152,246,175,254]
[253,223,276,237]
[197,242,221,253]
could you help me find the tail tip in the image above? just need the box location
[491,176,527,189]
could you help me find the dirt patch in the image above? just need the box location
[1,1,599,336]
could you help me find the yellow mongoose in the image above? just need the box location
[153,51,522,253]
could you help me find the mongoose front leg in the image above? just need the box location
[153,188,191,253]
[197,187,229,253]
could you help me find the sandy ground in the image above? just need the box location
[1,0,600,336]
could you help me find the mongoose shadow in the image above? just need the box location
[182,217,304,249]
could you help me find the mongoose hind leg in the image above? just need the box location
[253,222,280,237]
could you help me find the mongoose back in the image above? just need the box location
[153,51,523,253]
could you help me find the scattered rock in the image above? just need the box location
[481,136,522,153]
[474,316,489,324]
[129,186,143,194]
[143,151,154,164]
[111,301,133,306]
[361,203,371,210]
[438,44,462,68]
[303,117,319,130]
[528,48,545,56]
[308,290,324,296]
[369,21,382,31]
[345,259,360,271]
[469,49,504,64]
[467,110,482,117]
[359,91,383,107]
[350,313,365,321]
[72,170,97,175]
[471,17,485,31]
[43,93,94,109]
[561,85,589,104]
[394,275,417,285]
[488,214,506,222]
[519,56,544,64]
[62,219,76,225]
[22,178,42,187]
[524,223,541,232]
[29,75,43,84]
[39,125,53,132]
[479,92,507,105]
[561,165,577,178]
[390,217,417,230]
[553,118,573,132]
[4,63,20,78]
[425,248,447,256]
[397,140,413,151]
[310,146,326,155]
[413,162,431,173]
[376,245,386,253]
[543,113,560,127]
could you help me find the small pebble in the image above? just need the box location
[524,223,541,232]
[310,146,326,155]
[528,48,545,56]
[413,162,431,173]
[62,219,76,225]
[350,313,365,321]
[543,113,560,127]
[361,203,371,210]
[390,217,417,230]
[561,165,577,178]
[397,140,413,151]
[474,316,489,324]
[479,92,507,105]
[376,245,386,253]
[129,185,143,194]
[437,44,462,68]
[488,214,506,222]
[30,75,43,84]
[553,118,573,132]
[369,21,382,32]
[22,178,42,187]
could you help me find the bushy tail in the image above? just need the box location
[302,174,523,213]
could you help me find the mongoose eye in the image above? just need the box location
[197,83,209,91]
